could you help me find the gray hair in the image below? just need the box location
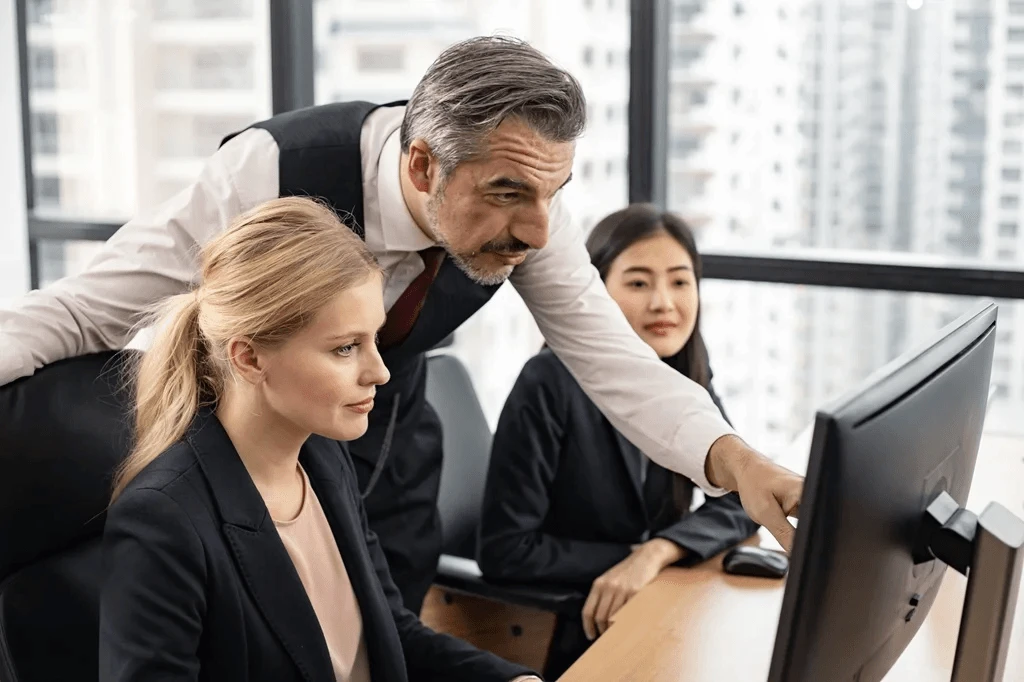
[400,36,587,175]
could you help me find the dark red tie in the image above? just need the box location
[378,247,445,348]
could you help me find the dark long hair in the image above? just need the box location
[586,203,712,518]
[586,203,711,389]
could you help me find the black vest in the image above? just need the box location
[223,102,502,476]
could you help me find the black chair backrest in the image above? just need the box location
[425,353,493,560]
[0,351,137,682]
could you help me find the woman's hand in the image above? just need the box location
[581,538,685,640]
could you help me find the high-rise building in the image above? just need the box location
[25,0,271,285]
[672,0,1024,446]
[667,0,811,452]
[878,0,1023,433]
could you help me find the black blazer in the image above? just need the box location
[99,409,532,682]
[478,349,759,586]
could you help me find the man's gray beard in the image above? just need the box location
[437,237,515,287]
[427,195,514,287]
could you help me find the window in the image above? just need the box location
[1010,28,1024,43]
[999,222,1019,238]
[1005,140,1023,155]
[27,0,53,24]
[673,46,704,69]
[582,46,594,66]
[153,0,253,19]
[29,46,56,90]
[158,114,253,158]
[1003,168,1022,182]
[157,46,256,90]
[1001,195,1020,209]
[194,48,254,89]
[355,46,405,72]
[24,0,270,220]
[31,112,59,155]
[34,176,61,208]
[1007,84,1024,98]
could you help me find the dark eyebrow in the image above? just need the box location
[486,177,532,192]
[622,265,692,275]
[485,172,574,195]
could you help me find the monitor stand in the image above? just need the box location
[914,491,1024,682]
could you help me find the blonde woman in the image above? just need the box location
[99,197,539,682]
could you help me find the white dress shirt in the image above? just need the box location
[0,105,735,492]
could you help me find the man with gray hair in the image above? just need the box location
[0,36,801,619]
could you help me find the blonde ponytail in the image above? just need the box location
[112,292,213,501]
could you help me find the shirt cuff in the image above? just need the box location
[675,409,735,497]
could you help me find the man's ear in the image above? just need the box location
[226,337,264,385]
[406,139,436,194]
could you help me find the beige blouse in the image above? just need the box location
[274,466,372,682]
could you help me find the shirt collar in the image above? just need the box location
[377,129,436,253]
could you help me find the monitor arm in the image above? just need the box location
[913,491,1024,682]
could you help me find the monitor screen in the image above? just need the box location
[768,301,997,682]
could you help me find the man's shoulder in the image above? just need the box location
[251,101,405,151]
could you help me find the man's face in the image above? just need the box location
[424,118,575,285]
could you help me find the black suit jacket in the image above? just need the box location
[99,409,532,682]
[478,349,759,586]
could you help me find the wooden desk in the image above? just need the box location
[560,430,1024,682]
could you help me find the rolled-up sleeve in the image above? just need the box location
[0,128,280,386]
[509,197,735,494]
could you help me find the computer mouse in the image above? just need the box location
[722,546,789,579]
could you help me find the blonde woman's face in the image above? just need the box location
[258,275,390,442]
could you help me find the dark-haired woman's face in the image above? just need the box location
[605,232,699,359]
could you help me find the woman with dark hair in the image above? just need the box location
[477,204,759,676]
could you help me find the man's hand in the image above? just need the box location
[706,435,803,551]
[580,538,684,641]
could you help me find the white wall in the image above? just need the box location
[0,0,30,303]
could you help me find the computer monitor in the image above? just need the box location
[768,301,1001,682]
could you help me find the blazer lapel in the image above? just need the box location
[610,429,647,516]
[187,410,335,682]
[301,438,408,682]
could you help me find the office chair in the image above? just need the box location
[424,352,586,672]
[0,351,137,682]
